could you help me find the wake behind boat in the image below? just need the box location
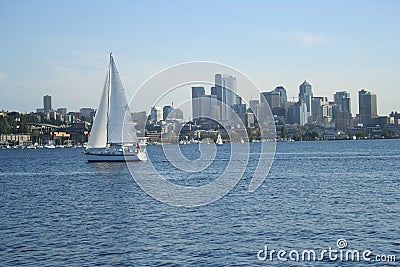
[84,54,147,162]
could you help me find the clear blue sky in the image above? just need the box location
[0,0,399,116]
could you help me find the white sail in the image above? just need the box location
[107,56,137,145]
[216,133,223,145]
[85,54,146,162]
[87,69,110,148]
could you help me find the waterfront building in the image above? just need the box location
[358,89,377,126]
[389,111,400,125]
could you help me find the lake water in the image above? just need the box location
[1,140,399,266]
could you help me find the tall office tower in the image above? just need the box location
[211,74,223,102]
[222,74,237,121]
[150,106,163,122]
[43,95,52,112]
[223,74,237,105]
[211,74,223,119]
[192,86,205,119]
[249,100,259,112]
[299,80,313,119]
[333,91,352,130]
[163,105,174,120]
[287,101,307,126]
[358,89,377,126]
[298,100,308,126]
[203,94,219,119]
[334,91,351,113]
[273,86,287,107]
[260,91,281,109]
[236,95,242,105]
[311,96,329,121]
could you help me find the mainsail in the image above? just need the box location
[87,54,137,148]
[87,68,109,148]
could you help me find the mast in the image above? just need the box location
[106,53,112,146]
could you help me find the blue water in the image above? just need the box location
[1,140,399,266]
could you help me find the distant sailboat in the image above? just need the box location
[216,133,223,145]
[84,54,147,162]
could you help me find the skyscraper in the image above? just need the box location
[192,86,205,119]
[222,75,237,121]
[163,105,174,121]
[334,91,351,113]
[273,86,287,108]
[299,81,313,119]
[150,106,163,122]
[287,100,307,126]
[211,74,223,119]
[311,96,329,122]
[260,91,280,109]
[333,91,352,130]
[223,74,237,106]
[43,95,52,112]
[211,74,223,102]
[249,100,259,112]
[358,89,377,126]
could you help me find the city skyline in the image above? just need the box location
[0,1,399,115]
[16,81,393,126]
[1,80,395,122]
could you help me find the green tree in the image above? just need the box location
[280,126,288,139]
[293,132,302,141]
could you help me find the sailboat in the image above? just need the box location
[216,133,223,145]
[84,53,147,162]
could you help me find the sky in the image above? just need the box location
[0,0,399,117]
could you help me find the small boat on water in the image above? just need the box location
[84,54,147,162]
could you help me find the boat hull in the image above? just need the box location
[85,152,147,162]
